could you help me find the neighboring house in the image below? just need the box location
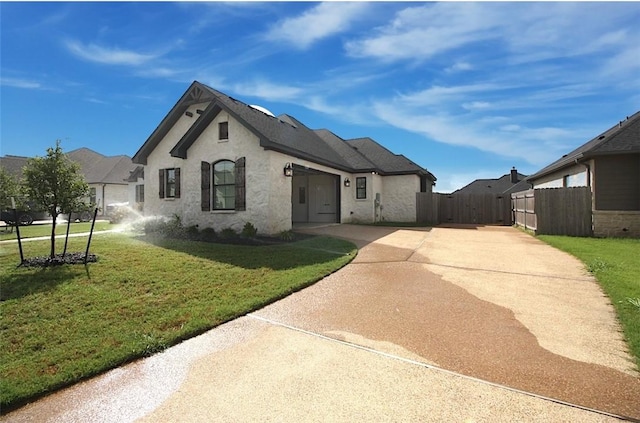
[0,148,136,216]
[131,81,436,235]
[528,111,640,237]
[453,167,531,195]
[127,166,145,213]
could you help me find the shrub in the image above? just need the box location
[200,227,216,241]
[220,227,237,239]
[241,222,258,238]
[278,230,295,242]
[144,217,168,235]
[186,225,200,239]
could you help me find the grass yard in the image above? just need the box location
[0,221,114,241]
[538,235,640,368]
[0,232,356,412]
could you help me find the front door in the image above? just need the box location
[309,174,337,223]
[292,176,308,223]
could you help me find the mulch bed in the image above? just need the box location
[20,252,97,268]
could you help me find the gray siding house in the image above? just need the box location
[528,111,640,237]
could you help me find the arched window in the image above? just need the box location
[201,158,245,212]
[213,160,235,210]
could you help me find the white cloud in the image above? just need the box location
[371,99,573,167]
[231,80,302,102]
[462,101,491,111]
[344,2,639,66]
[396,83,503,107]
[265,2,369,49]
[65,40,158,66]
[0,77,41,89]
[445,61,473,73]
[345,3,502,62]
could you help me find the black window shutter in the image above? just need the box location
[235,157,246,211]
[175,168,181,198]
[201,161,211,211]
[159,169,165,199]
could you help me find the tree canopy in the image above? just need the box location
[22,141,89,258]
[0,167,23,211]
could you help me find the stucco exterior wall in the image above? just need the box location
[380,174,420,222]
[128,177,144,213]
[141,101,427,233]
[90,183,128,215]
[342,173,375,223]
[145,102,210,221]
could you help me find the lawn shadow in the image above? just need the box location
[1,265,80,301]
[134,234,355,271]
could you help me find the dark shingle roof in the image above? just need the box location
[313,129,377,171]
[67,148,135,185]
[0,155,29,179]
[529,111,640,181]
[1,149,135,185]
[346,137,433,177]
[133,81,435,179]
[454,172,530,195]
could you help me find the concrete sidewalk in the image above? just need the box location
[2,224,638,422]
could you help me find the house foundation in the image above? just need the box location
[593,210,640,238]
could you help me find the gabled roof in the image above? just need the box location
[67,148,135,185]
[1,148,135,185]
[346,137,436,179]
[133,81,435,178]
[529,111,640,181]
[127,165,144,182]
[454,171,530,195]
[313,129,377,171]
[0,155,29,179]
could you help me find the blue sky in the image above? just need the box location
[1,2,639,192]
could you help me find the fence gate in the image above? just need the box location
[416,193,512,225]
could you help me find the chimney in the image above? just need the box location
[510,167,518,184]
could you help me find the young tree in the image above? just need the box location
[22,141,89,259]
[0,167,23,211]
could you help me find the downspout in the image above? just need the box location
[576,158,595,233]
[576,158,591,188]
[102,184,107,215]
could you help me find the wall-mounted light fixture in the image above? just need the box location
[283,163,293,177]
[344,178,351,187]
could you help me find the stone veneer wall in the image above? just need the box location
[592,210,640,238]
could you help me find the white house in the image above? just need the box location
[132,81,436,235]
[1,148,136,217]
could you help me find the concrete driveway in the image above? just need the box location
[3,224,639,422]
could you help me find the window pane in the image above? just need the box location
[219,122,229,140]
[356,177,366,199]
[166,168,176,198]
[214,161,234,184]
[213,161,236,209]
[214,185,235,209]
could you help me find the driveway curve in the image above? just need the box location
[2,224,638,422]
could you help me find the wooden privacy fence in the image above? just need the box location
[511,189,536,231]
[511,187,592,236]
[416,192,512,225]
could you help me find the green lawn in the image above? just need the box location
[0,221,115,241]
[0,233,356,412]
[538,235,640,368]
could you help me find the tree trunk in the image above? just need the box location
[50,214,57,259]
[63,213,71,257]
